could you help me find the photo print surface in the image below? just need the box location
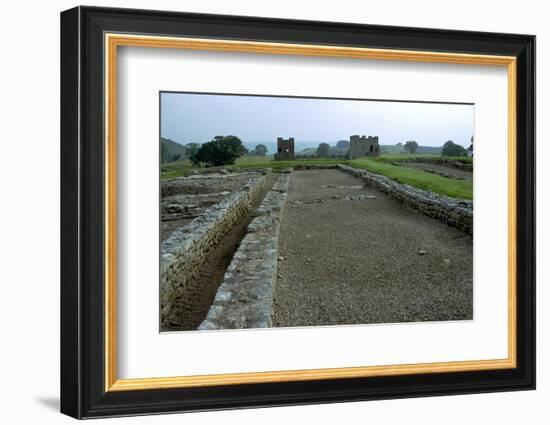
[159,92,474,332]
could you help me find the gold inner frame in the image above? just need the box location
[104,33,517,392]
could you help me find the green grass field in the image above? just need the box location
[160,160,196,179]
[348,158,472,199]
[374,154,473,166]
[231,156,344,170]
[441,156,473,165]
[373,154,440,163]
[160,156,344,178]
[161,155,473,200]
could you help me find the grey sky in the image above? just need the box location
[161,92,474,148]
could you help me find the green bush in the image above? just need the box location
[441,140,467,157]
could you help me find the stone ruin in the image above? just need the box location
[274,135,379,160]
[274,137,295,160]
[348,134,380,159]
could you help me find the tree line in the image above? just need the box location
[161,136,269,166]
[163,135,474,167]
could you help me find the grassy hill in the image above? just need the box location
[161,137,188,164]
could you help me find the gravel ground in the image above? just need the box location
[273,169,473,327]
[403,162,473,180]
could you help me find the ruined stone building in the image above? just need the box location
[348,135,380,159]
[274,137,295,160]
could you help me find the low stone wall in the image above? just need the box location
[338,164,473,234]
[395,156,473,171]
[438,158,473,171]
[160,173,266,324]
[198,174,291,330]
[292,163,339,170]
[414,167,466,180]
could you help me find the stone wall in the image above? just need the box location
[437,157,473,171]
[292,164,339,170]
[349,135,380,158]
[198,174,291,330]
[395,156,473,171]
[338,164,473,234]
[160,173,266,324]
[274,137,295,160]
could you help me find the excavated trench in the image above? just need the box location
[162,173,278,331]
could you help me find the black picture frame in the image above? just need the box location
[60,5,536,419]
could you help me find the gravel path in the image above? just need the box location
[273,169,473,327]
[403,162,473,180]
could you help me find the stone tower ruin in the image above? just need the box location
[274,137,295,160]
[348,135,380,159]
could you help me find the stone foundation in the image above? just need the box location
[395,156,473,171]
[292,164,339,170]
[160,173,266,325]
[198,174,291,330]
[338,164,473,234]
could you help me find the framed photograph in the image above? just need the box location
[60,6,535,419]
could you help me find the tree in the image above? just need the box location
[252,144,268,156]
[186,143,200,158]
[191,135,246,166]
[441,140,468,157]
[404,140,419,154]
[316,142,330,157]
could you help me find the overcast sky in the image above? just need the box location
[161,92,474,148]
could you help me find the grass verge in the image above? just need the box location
[161,155,473,199]
[349,158,472,199]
